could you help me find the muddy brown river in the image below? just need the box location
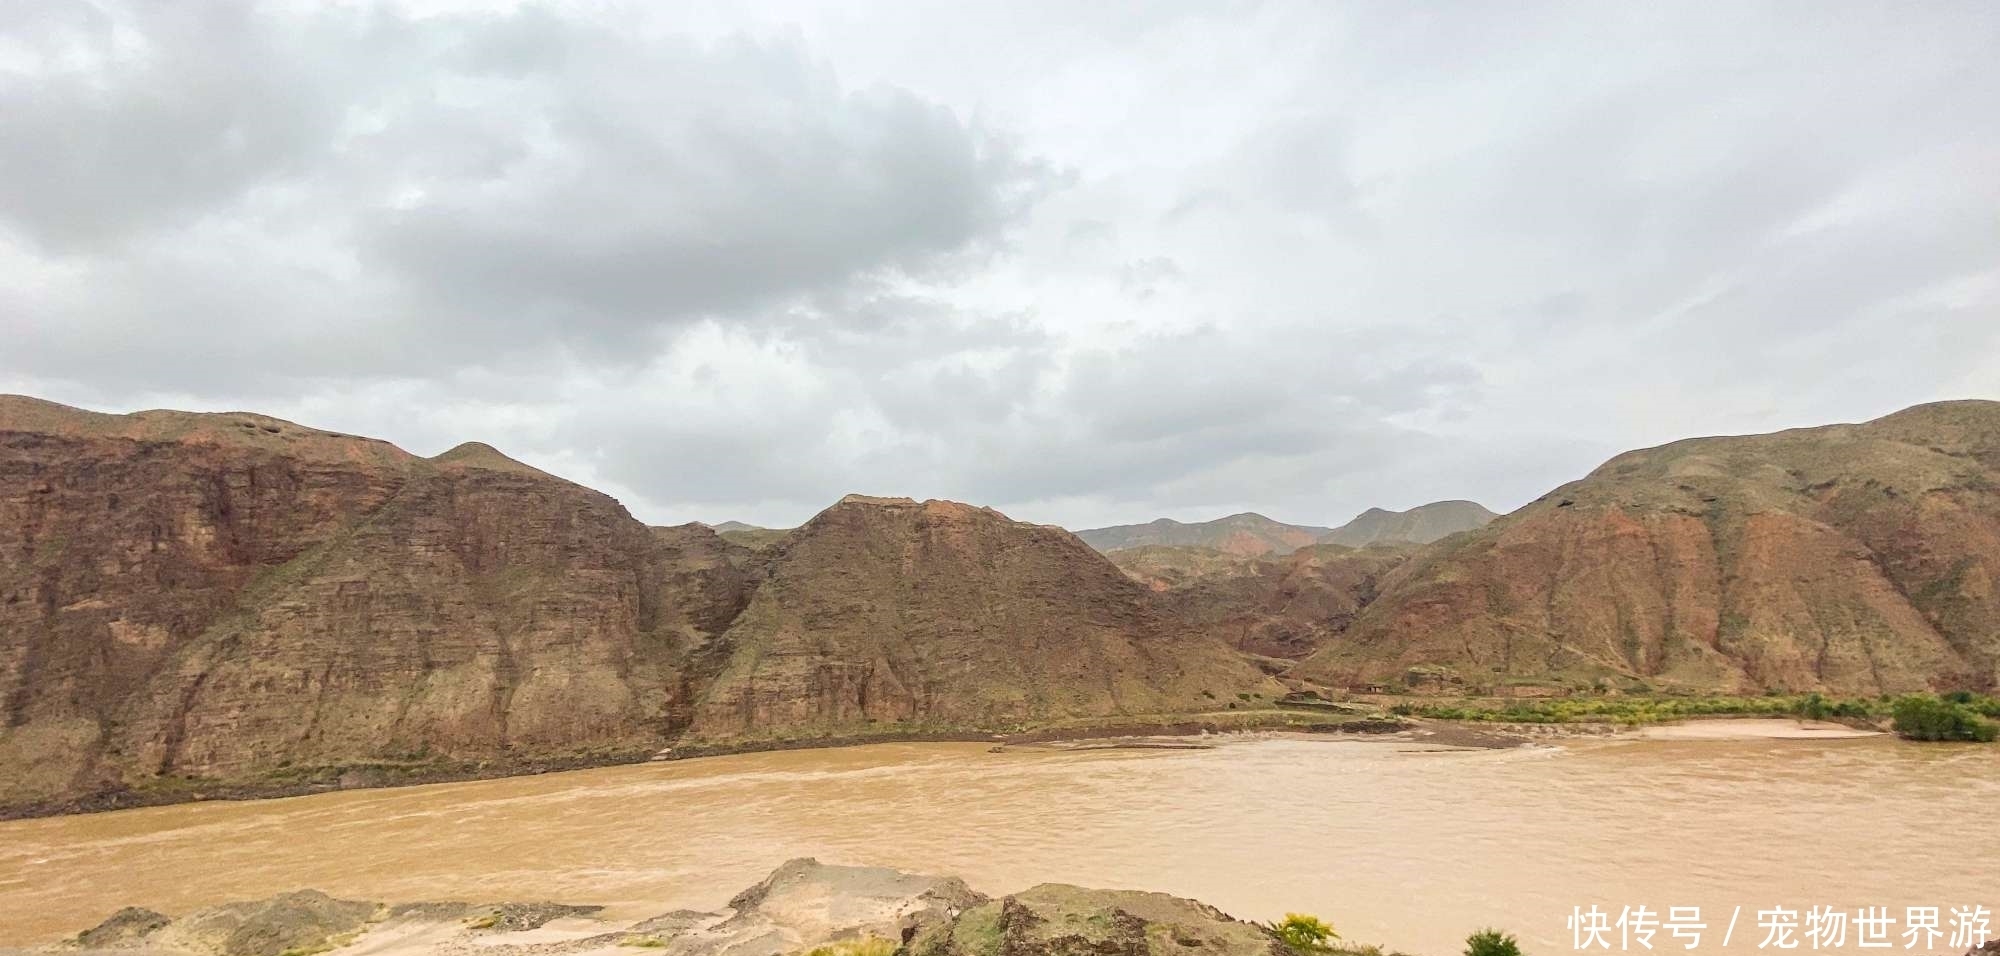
[2,728,1996,955]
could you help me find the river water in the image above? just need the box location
[1,729,1995,955]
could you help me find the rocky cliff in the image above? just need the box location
[0,397,747,813]
[688,496,1284,740]
[1294,401,2000,694]
[0,399,1276,814]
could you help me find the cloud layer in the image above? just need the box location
[4,1,1997,529]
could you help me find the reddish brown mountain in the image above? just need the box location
[0,399,1276,814]
[1112,544,1414,660]
[687,496,1282,740]
[1293,401,2000,694]
[0,397,747,813]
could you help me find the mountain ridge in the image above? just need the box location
[7,393,2000,816]
[0,397,1280,815]
[1075,499,1495,556]
[1292,399,2000,695]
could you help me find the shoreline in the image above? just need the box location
[0,710,1404,822]
[0,710,1910,822]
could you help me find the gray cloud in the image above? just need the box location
[3,1,1051,386]
[3,0,1997,530]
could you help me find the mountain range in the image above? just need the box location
[4,394,1997,814]
[1074,500,1496,556]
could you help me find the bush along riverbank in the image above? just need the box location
[1386,691,2000,742]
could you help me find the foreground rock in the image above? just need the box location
[19,860,1333,956]
[909,884,1288,956]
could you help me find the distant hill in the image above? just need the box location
[708,521,792,550]
[1320,500,1497,547]
[1074,513,1334,556]
[1076,500,1495,556]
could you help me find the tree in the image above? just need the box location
[1891,694,1999,742]
[1466,929,1522,956]
[1270,914,1340,955]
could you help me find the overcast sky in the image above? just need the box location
[3,1,1997,530]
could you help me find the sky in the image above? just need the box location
[3,1,1997,530]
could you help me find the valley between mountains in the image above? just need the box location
[4,394,1999,816]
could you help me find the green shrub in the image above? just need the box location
[1270,913,1340,954]
[1891,694,1998,742]
[1465,929,1522,956]
[803,939,898,956]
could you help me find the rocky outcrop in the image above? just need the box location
[910,884,1289,956]
[39,861,1306,956]
[676,858,981,956]
[141,890,378,956]
[688,496,1284,740]
[1294,401,2000,694]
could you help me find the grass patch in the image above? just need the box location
[276,934,357,956]
[802,938,899,956]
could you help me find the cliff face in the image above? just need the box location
[0,399,1279,813]
[0,398,744,811]
[1294,401,2000,694]
[688,496,1283,739]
